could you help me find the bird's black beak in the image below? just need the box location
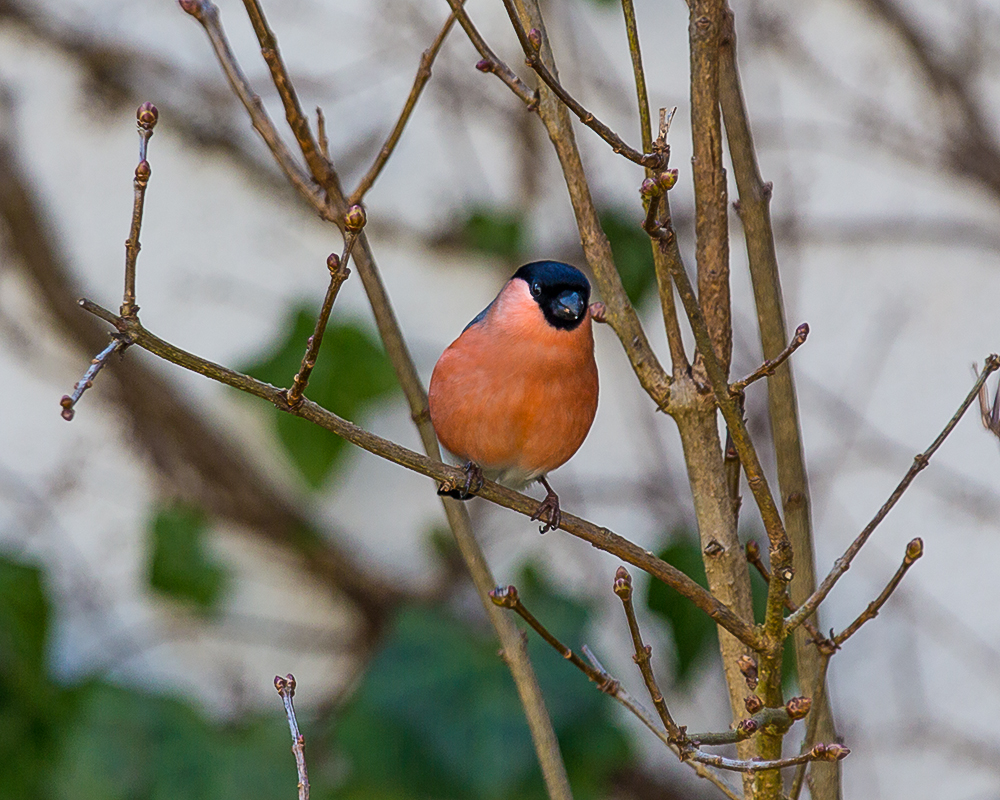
[552,289,585,321]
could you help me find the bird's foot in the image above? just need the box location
[437,461,484,500]
[530,476,561,534]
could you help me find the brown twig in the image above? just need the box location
[789,654,831,800]
[348,7,459,205]
[285,248,353,409]
[579,648,742,800]
[730,323,809,396]
[274,674,309,800]
[688,742,849,773]
[240,0,331,186]
[787,355,1000,632]
[121,102,158,318]
[976,362,1000,438]
[315,106,329,161]
[444,0,537,107]
[499,0,663,171]
[79,298,761,649]
[826,537,924,650]
[613,567,684,742]
[619,0,652,155]
[59,338,128,421]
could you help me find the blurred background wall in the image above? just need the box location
[1,0,999,798]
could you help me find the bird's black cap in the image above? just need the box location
[513,261,591,331]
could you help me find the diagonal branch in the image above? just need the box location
[80,298,762,650]
[787,355,1000,632]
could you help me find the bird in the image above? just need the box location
[428,260,599,532]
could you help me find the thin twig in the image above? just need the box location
[443,0,537,107]
[121,102,158,318]
[348,7,459,205]
[829,537,923,649]
[730,323,809,395]
[274,674,309,800]
[580,647,743,800]
[789,655,831,800]
[59,338,128,421]
[241,0,331,185]
[613,567,684,741]
[315,107,329,161]
[180,1,327,212]
[79,299,761,649]
[619,0,651,155]
[976,361,1000,437]
[499,0,663,170]
[285,246,354,409]
[688,742,848,773]
[787,355,1000,632]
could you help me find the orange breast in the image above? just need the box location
[428,286,598,484]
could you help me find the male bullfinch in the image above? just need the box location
[428,260,599,532]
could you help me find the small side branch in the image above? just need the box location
[977,361,1000,438]
[499,0,663,170]
[787,355,1000,632]
[285,214,361,408]
[274,674,309,800]
[444,0,537,107]
[59,338,128,421]
[688,742,849,773]
[730,323,809,396]
[613,567,684,742]
[348,8,459,205]
[121,102,158,318]
[825,537,924,651]
[744,541,823,646]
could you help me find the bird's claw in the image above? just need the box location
[531,489,561,534]
[437,462,484,500]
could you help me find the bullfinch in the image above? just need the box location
[428,260,599,532]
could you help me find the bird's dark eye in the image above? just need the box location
[530,281,541,297]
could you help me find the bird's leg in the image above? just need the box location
[437,461,484,500]
[531,475,561,533]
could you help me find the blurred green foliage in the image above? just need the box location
[646,534,797,689]
[148,502,228,613]
[459,209,524,261]
[242,309,398,489]
[334,565,631,800]
[0,554,633,800]
[600,209,657,308]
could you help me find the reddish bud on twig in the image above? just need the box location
[588,302,607,323]
[274,673,296,696]
[612,566,632,600]
[136,102,158,130]
[811,743,850,762]
[737,655,758,689]
[745,695,763,714]
[639,178,658,198]
[527,28,542,51]
[135,160,151,182]
[786,696,812,720]
[736,717,759,738]
[327,253,341,273]
[794,322,810,343]
[904,537,924,565]
[489,585,519,608]
[475,58,494,73]
[659,169,678,191]
[344,204,367,232]
[178,0,201,15]
[60,395,75,421]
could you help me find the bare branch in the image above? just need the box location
[348,7,460,205]
[59,338,128,421]
[274,674,309,800]
[787,355,1000,632]
[499,0,664,171]
[730,323,809,396]
[79,300,762,649]
[122,102,158,318]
